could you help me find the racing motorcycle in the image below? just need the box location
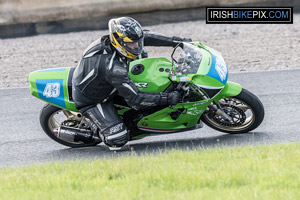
[29,42,264,148]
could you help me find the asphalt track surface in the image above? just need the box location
[0,69,299,168]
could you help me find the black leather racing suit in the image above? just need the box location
[72,32,183,147]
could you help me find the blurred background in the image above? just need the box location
[0,0,299,89]
[0,0,297,38]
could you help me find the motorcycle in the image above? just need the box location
[29,42,264,148]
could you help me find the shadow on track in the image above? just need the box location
[45,132,270,162]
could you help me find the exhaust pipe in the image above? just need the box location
[54,126,98,143]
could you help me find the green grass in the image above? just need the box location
[1,143,300,200]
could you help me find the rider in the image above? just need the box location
[72,17,191,149]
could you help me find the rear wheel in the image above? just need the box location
[201,89,264,134]
[40,104,101,147]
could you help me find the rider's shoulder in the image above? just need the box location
[82,35,110,57]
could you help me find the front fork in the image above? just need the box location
[207,103,233,123]
[171,81,242,126]
[205,81,243,123]
[177,82,233,123]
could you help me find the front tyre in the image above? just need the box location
[201,89,264,134]
[40,104,101,148]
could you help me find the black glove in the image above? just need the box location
[182,37,192,42]
[141,48,148,58]
[167,91,180,105]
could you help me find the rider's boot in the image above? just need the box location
[99,123,129,151]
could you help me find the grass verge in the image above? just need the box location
[1,143,300,200]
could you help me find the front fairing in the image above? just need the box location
[170,42,228,89]
[129,42,241,133]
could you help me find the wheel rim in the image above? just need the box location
[48,109,84,144]
[203,98,255,132]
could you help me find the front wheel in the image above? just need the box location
[40,104,101,148]
[201,88,264,134]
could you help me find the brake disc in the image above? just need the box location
[213,104,246,127]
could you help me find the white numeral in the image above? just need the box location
[43,83,60,98]
[215,58,227,81]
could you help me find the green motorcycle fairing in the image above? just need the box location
[128,42,242,132]
[129,57,172,93]
[29,67,78,112]
[29,42,242,133]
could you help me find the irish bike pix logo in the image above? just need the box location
[206,7,293,24]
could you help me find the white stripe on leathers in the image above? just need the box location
[79,69,95,85]
[122,83,137,95]
[83,50,100,58]
[109,51,116,70]
[107,130,127,140]
[96,103,105,118]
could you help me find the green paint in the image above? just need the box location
[129,57,172,92]
[29,68,78,112]
[29,42,244,133]
[214,81,242,103]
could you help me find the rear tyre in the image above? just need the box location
[40,104,101,148]
[201,88,264,134]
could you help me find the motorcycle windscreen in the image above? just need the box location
[174,43,203,75]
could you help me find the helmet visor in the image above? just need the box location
[123,40,143,56]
